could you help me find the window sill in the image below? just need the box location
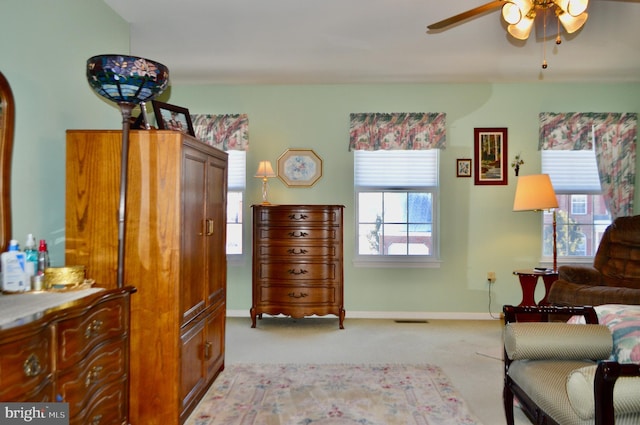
[539,257,594,268]
[226,254,246,267]
[352,257,442,269]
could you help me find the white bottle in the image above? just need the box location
[1,240,29,292]
[24,234,38,278]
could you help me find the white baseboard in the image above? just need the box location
[226,310,500,321]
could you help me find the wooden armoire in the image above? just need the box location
[65,130,227,425]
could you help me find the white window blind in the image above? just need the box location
[541,150,601,193]
[227,150,246,190]
[355,150,439,187]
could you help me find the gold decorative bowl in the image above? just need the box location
[44,265,87,290]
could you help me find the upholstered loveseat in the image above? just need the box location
[548,215,640,307]
[503,305,640,425]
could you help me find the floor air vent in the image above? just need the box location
[394,320,428,324]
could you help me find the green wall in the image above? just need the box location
[170,84,640,316]
[1,0,129,265]
[2,1,639,316]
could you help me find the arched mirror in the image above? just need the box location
[0,72,14,253]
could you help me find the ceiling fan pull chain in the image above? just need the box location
[542,9,548,69]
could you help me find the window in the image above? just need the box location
[354,150,439,266]
[226,150,246,255]
[570,195,587,215]
[541,150,611,260]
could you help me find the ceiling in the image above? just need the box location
[103,0,640,85]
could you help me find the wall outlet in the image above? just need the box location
[487,272,496,283]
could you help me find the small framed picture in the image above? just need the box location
[474,127,508,185]
[151,100,195,137]
[456,159,472,177]
[277,149,323,187]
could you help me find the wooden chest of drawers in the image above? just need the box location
[0,287,134,424]
[251,204,345,328]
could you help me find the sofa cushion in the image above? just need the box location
[566,364,640,420]
[548,280,640,307]
[504,323,612,361]
[509,360,595,425]
[597,305,640,364]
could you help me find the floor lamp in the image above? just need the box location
[513,174,559,271]
[86,55,169,287]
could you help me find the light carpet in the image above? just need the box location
[186,363,484,425]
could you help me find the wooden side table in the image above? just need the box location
[512,269,559,306]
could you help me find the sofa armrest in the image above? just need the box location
[504,322,612,361]
[558,265,603,286]
[566,361,640,424]
[503,304,599,324]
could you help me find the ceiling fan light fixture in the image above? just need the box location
[558,11,588,33]
[507,16,535,39]
[567,0,589,16]
[502,3,523,25]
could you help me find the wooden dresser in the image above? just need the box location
[65,130,227,424]
[0,287,135,425]
[251,204,345,329]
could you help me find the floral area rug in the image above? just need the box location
[186,363,484,425]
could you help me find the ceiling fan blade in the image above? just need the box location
[427,0,506,30]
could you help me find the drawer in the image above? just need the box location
[255,206,342,226]
[0,327,52,400]
[259,285,336,304]
[70,378,127,425]
[57,339,126,413]
[257,261,338,281]
[57,297,126,370]
[255,243,338,259]
[255,227,338,242]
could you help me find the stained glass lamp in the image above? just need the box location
[86,55,169,288]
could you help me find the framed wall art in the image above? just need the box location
[456,159,472,177]
[152,100,195,137]
[277,149,323,187]
[474,127,508,185]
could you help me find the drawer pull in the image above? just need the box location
[288,214,308,221]
[288,231,309,238]
[204,341,213,360]
[288,292,308,299]
[23,353,42,377]
[85,365,104,387]
[90,414,103,425]
[287,248,309,255]
[84,319,104,339]
[288,269,308,275]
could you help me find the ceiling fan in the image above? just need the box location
[427,0,590,68]
[427,0,589,39]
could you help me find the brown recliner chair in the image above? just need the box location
[548,215,640,306]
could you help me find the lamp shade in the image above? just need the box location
[507,16,535,40]
[86,55,169,104]
[254,160,276,178]
[558,11,588,33]
[513,174,559,211]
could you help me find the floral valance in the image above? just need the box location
[191,113,249,151]
[539,112,638,218]
[349,112,446,151]
[538,112,637,151]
